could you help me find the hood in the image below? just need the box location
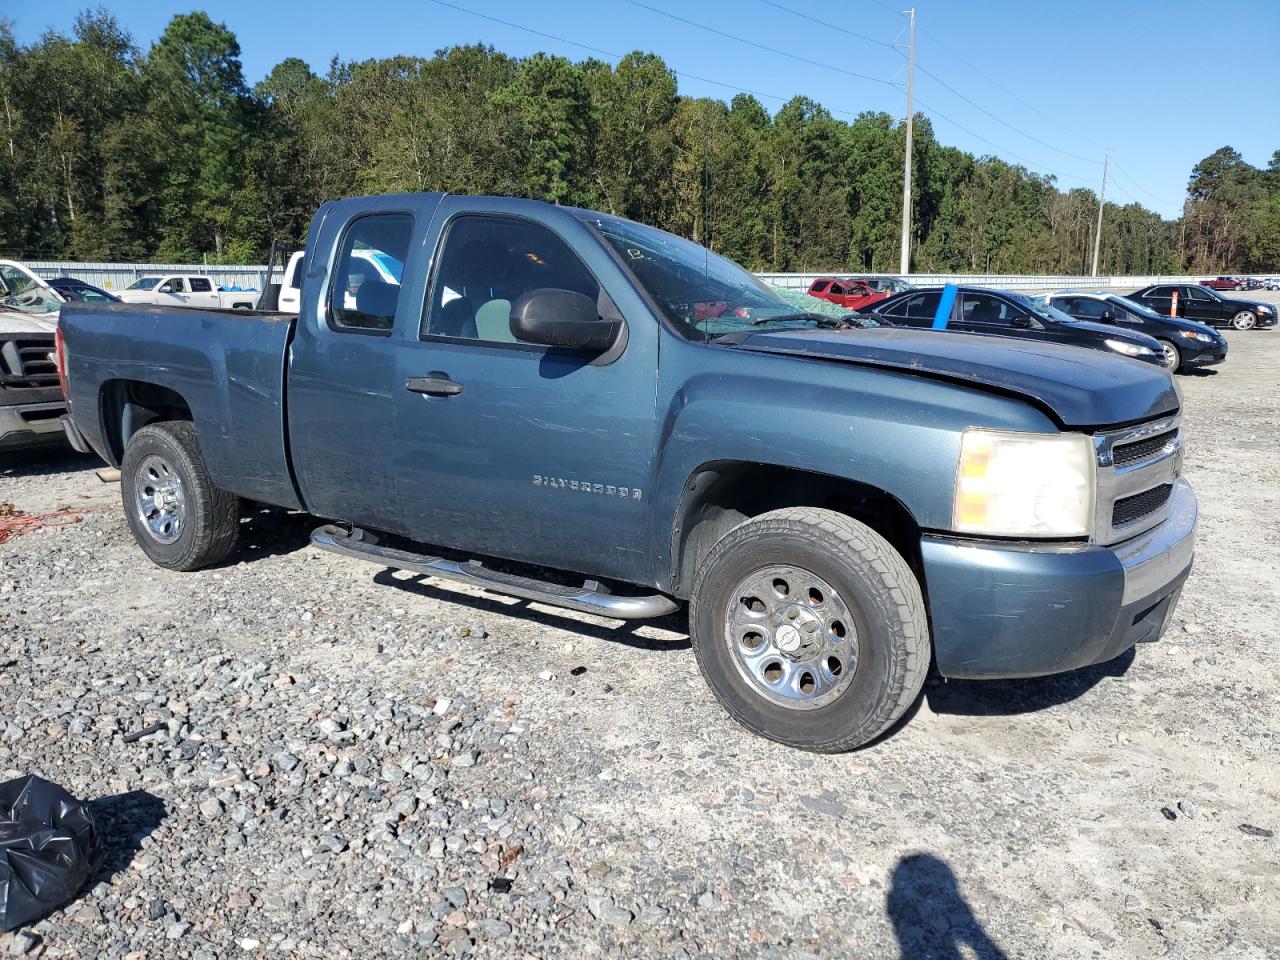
[1221,295,1274,312]
[732,327,1179,429]
[1054,318,1158,344]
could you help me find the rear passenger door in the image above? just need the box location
[186,276,220,308]
[287,205,423,531]
[1141,286,1176,316]
[391,198,660,579]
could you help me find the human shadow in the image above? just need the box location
[925,646,1135,717]
[88,790,167,885]
[887,853,1009,960]
[371,568,691,651]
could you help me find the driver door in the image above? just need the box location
[391,199,660,580]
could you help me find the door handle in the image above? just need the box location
[406,373,463,397]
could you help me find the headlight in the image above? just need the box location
[954,430,1095,537]
[1105,338,1156,357]
[1259,305,1275,315]
[1177,330,1215,343]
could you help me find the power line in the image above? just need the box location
[755,0,898,51]
[423,0,866,118]
[913,61,1102,166]
[1111,157,1176,208]
[621,0,895,89]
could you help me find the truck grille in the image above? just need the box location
[1113,483,1173,528]
[1112,429,1177,467]
[1092,414,1182,545]
[0,336,58,387]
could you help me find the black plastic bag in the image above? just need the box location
[0,775,99,932]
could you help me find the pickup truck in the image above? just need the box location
[806,277,887,311]
[117,274,260,310]
[0,261,67,450]
[57,193,1198,752]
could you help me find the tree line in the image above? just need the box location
[1,10,1276,274]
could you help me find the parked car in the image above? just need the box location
[0,261,66,451]
[806,277,887,311]
[852,276,915,295]
[866,285,1166,365]
[58,193,1197,752]
[1200,276,1243,291]
[1046,291,1227,373]
[45,277,120,303]
[117,274,260,310]
[1127,283,1278,330]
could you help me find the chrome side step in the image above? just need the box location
[311,525,680,620]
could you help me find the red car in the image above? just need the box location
[807,277,888,311]
[1202,277,1244,290]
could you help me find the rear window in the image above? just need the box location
[327,213,414,333]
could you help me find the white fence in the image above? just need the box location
[757,273,1211,292]
[23,260,270,293]
[18,259,1248,295]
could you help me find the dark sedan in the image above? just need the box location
[45,277,120,303]
[866,286,1166,366]
[1047,291,1227,373]
[1128,283,1277,330]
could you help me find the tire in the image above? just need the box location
[1156,339,1181,373]
[120,421,239,571]
[1231,310,1256,330]
[689,507,929,752]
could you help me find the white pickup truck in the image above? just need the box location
[117,274,260,310]
[275,249,402,314]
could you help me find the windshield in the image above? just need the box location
[0,286,61,316]
[128,277,161,290]
[1007,291,1079,325]
[583,214,858,338]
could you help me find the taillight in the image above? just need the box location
[54,326,69,398]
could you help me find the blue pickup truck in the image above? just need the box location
[56,193,1197,751]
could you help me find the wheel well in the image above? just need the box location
[100,380,194,464]
[671,462,923,598]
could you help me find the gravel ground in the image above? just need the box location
[1,325,1278,959]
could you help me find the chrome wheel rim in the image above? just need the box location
[135,454,186,544]
[724,564,858,711]
[1160,342,1179,369]
[1232,311,1255,330]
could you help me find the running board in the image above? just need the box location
[311,525,680,620]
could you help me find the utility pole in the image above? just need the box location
[1090,151,1109,277]
[898,7,915,276]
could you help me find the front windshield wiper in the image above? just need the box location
[751,311,872,329]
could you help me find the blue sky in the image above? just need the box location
[8,0,1278,218]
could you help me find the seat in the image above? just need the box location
[968,299,1000,324]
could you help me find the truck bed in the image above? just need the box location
[59,302,302,510]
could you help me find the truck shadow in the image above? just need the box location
[224,505,324,566]
[923,647,1135,716]
[0,445,99,478]
[371,568,692,651]
[887,853,1010,959]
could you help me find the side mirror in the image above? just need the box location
[1100,310,1115,323]
[510,288,623,353]
[158,283,173,293]
[1010,314,1033,329]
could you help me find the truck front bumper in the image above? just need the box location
[0,388,67,452]
[921,478,1197,679]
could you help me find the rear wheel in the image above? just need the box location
[689,507,929,752]
[121,421,239,571]
[1231,310,1257,330]
[1156,339,1181,372]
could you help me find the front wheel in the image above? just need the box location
[1231,310,1257,330]
[689,507,929,752]
[1157,339,1181,372]
[121,421,240,571]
